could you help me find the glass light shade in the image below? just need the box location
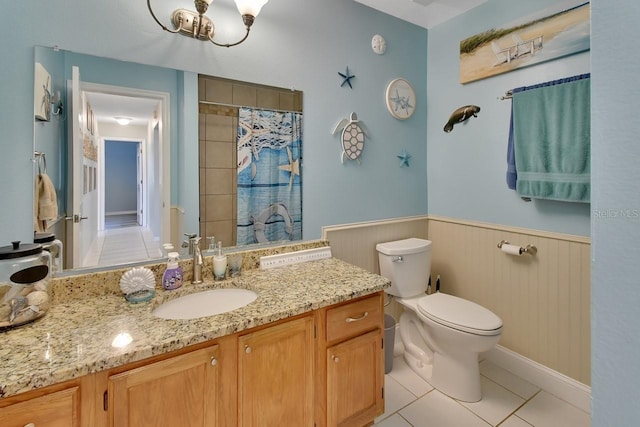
[115,117,132,125]
[234,0,268,17]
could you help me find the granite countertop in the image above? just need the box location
[0,257,389,399]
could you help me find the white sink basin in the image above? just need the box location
[153,288,258,320]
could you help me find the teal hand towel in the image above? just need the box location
[512,76,590,202]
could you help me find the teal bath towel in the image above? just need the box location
[512,76,590,202]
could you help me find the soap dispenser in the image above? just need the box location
[212,241,227,281]
[162,252,183,290]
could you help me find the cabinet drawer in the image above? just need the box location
[0,386,79,427]
[326,294,382,343]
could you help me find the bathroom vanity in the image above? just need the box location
[0,254,389,427]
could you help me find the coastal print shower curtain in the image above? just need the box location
[236,107,302,245]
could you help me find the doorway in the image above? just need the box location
[104,140,142,229]
[69,81,170,268]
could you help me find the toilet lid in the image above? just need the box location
[417,293,503,336]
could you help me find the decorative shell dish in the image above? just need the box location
[119,267,156,295]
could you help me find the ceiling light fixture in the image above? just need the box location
[115,117,133,126]
[147,0,269,48]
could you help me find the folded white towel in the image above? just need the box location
[35,173,58,232]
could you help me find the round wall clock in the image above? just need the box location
[385,78,416,120]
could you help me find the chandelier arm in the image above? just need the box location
[209,26,251,48]
[147,0,182,34]
[195,13,205,38]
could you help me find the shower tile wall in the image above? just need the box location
[198,75,302,248]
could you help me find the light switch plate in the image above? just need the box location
[259,247,332,270]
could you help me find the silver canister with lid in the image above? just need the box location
[0,241,52,330]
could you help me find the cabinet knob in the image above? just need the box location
[24,424,36,427]
[210,357,217,366]
[332,355,339,363]
[245,345,252,354]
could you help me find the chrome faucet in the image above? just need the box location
[183,233,197,255]
[189,235,203,284]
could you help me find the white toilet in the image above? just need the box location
[376,238,503,402]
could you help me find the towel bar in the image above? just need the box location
[34,151,47,174]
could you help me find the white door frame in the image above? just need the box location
[81,82,170,246]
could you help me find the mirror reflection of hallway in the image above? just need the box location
[60,69,170,270]
[84,139,162,267]
[105,140,140,230]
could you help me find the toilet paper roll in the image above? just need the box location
[501,243,522,256]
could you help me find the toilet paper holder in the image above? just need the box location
[497,240,537,256]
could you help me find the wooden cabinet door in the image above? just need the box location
[326,330,383,427]
[238,316,314,427]
[0,386,80,427]
[108,345,219,427]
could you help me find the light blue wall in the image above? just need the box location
[591,0,640,424]
[33,47,66,216]
[0,0,427,245]
[6,3,640,422]
[427,0,591,236]
[104,141,138,213]
[33,48,185,212]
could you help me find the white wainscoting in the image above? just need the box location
[323,215,591,388]
[322,216,429,273]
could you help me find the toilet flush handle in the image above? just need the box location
[393,256,404,263]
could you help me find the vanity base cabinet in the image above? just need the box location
[107,344,220,427]
[317,292,385,427]
[0,382,83,427]
[1,292,383,427]
[238,315,315,427]
[327,330,383,427]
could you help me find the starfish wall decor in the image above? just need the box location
[338,67,356,89]
[397,149,412,167]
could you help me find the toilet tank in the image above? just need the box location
[376,238,432,298]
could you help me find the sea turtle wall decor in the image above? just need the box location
[332,112,369,164]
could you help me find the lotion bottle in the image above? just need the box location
[162,252,183,290]
[213,242,227,281]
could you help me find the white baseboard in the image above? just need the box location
[484,345,591,414]
[105,210,136,216]
[391,328,591,414]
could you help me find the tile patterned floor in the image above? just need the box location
[374,357,591,427]
[83,225,162,267]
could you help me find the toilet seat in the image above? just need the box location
[417,293,503,336]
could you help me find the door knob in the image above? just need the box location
[65,214,88,223]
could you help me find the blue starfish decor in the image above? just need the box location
[397,149,412,167]
[338,67,356,89]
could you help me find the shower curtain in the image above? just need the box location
[236,107,302,245]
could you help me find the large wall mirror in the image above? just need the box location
[33,46,303,275]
